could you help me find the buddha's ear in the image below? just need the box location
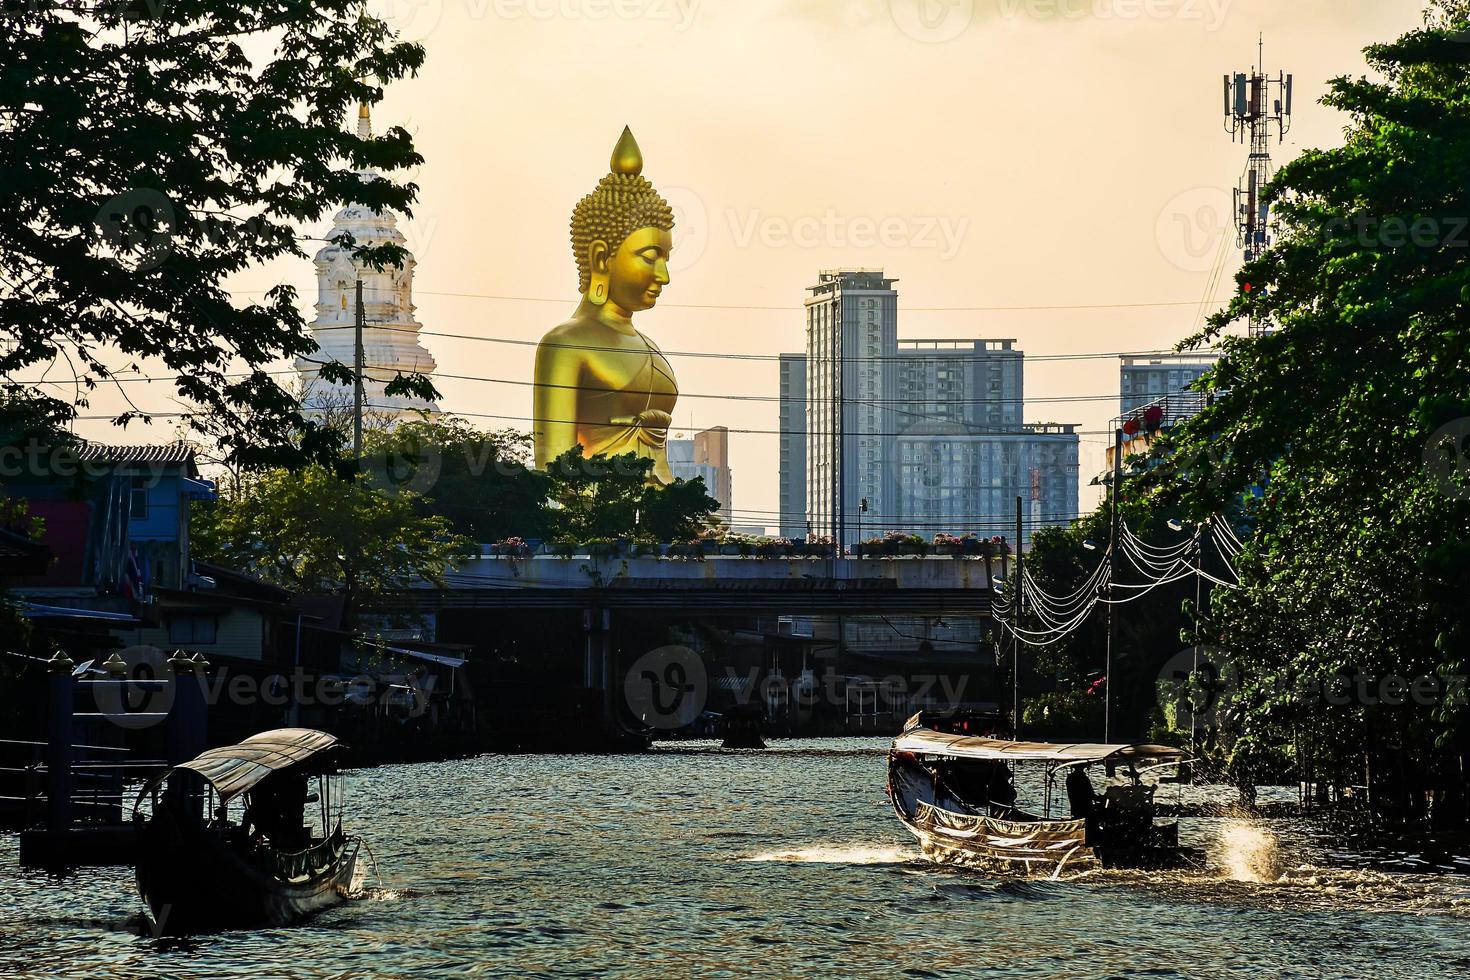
[587,239,611,274]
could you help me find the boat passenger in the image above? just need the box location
[1066,765,1100,819]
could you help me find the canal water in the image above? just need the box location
[6,739,1470,978]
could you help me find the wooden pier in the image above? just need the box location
[4,650,208,868]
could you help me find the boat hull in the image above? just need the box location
[135,811,358,934]
[898,800,1101,876]
[889,753,1188,876]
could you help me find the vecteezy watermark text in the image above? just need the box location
[726,209,969,261]
[623,644,973,731]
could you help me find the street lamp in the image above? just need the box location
[1082,539,1098,551]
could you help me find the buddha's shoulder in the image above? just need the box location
[538,317,605,349]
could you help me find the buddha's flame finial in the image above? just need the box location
[357,102,372,140]
[610,126,643,176]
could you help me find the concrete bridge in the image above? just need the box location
[413,553,998,616]
[383,554,1002,746]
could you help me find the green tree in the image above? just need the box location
[192,465,472,628]
[543,446,719,542]
[0,3,424,467]
[363,418,552,543]
[1140,0,1470,818]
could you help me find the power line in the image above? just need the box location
[237,286,1232,315]
[20,363,1168,412]
[64,403,1130,440]
[306,321,1219,365]
[22,362,1172,410]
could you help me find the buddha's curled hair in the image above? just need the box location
[570,172,675,294]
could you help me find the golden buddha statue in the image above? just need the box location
[533,127,679,484]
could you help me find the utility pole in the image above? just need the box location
[1192,518,1205,758]
[1105,427,1123,743]
[353,278,365,462]
[1224,35,1292,338]
[1014,494,1023,739]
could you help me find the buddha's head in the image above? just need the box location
[570,127,675,314]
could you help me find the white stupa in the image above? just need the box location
[297,103,439,420]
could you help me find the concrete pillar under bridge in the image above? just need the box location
[583,605,613,732]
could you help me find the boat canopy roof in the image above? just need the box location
[171,728,339,802]
[892,728,1186,765]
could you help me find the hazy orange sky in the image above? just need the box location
[59,0,1430,523]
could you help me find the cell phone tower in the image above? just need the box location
[1224,35,1292,337]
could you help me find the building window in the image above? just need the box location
[130,476,150,521]
[168,615,217,645]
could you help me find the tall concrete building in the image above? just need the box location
[804,269,899,546]
[780,269,1079,549]
[1119,354,1217,418]
[668,426,733,523]
[892,423,1079,546]
[895,339,1024,429]
[778,353,807,539]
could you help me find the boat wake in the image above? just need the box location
[343,886,422,902]
[740,844,919,865]
[1211,820,1285,883]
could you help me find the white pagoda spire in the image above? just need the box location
[297,103,439,421]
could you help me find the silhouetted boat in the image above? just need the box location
[888,714,1196,876]
[719,703,767,749]
[131,728,360,934]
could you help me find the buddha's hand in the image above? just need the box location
[634,409,672,448]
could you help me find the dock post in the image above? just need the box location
[165,651,209,819]
[45,652,75,834]
[166,651,209,765]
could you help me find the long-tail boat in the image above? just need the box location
[888,714,1195,876]
[131,728,360,934]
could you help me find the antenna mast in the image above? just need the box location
[1223,35,1292,337]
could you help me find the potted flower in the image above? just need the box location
[804,534,834,558]
[932,533,964,557]
[497,536,531,558]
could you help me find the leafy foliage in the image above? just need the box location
[191,464,472,626]
[543,445,720,543]
[1137,1,1470,814]
[363,418,552,543]
[0,2,424,468]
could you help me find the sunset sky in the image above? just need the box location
[61,0,1430,522]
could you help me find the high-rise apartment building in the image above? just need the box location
[1119,354,1217,417]
[780,269,1080,549]
[804,269,898,545]
[892,423,1079,546]
[778,354,807,540]
[894,340,1023,429]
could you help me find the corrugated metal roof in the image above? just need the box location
[75,441,196,465]
[173,728,339,802]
